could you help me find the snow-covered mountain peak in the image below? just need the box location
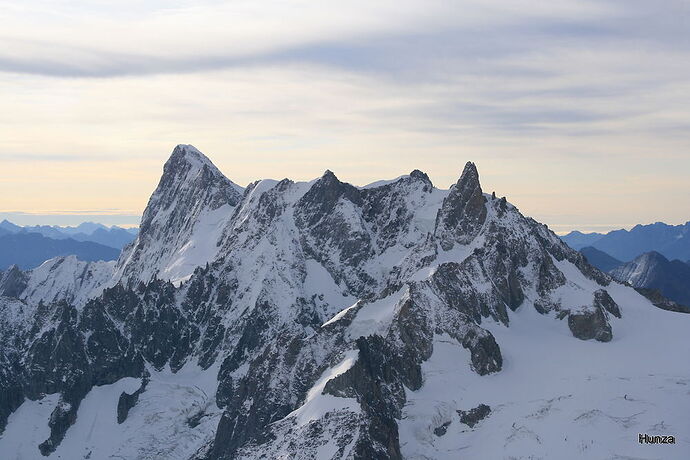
[114,145,244,287]
[155,144,230,203]
[165,143,217,173]
[144,144,242,224]
[0,255,115,310]
[611,251,666,286]
[361,170,433,190]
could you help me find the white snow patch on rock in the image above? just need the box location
[288,349,360,427]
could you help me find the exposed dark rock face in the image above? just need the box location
[568,304,613,342]
[0,351,23,435]
[594,289,621,318]
[324,336,411,460]
[295,170,375,294]
[460,327,503,376]
[430,261,509,325]
[1,285,160,454]
[436,162,487,250]
[210,326,297,458]
[360,171,433,253]
[529,219,611,288]
[0,265,28,297]
[117,376,148,424]
[458,404,491,428]
[140,145,243,235]
[297,170,363,228]
[434,421,451,436]
[29,300,144,455]
[27,302,92,456]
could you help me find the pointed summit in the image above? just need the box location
[409,169,433,188]
[114,145,244,286]
[167,144,214,167]
[458,161,480,190]
[320,169,339,182]
[160,144,225,188]
[296,169,362,228]
[435,161,488,250]
[172,143,203,155]
[152,145,243,215]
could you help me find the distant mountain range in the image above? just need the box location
[573,244,690,309]
[0,220,137,270]
[561,221,690,262]
[0,220,137,250]
[0,232,121,270]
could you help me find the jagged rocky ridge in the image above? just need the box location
[0,145,688,459]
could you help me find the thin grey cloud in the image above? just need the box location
[0,1,687,80]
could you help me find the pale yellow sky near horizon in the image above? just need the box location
[1,1,689,234]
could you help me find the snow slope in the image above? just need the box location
[20,256,114,308]
[399,269,690,459]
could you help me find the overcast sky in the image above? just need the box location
[1,0,689,233]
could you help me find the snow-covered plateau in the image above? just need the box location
[0,144,688,459]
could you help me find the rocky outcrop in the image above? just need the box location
[324,335,415,460]
[568,304,613,342]
[117,376,148,424]
[434,421,452,436]
[458,404,491,428]
[566,289,619,342]
[0,351,23,435]
[0,265,28,297]
[594,289,621,318]
[435,162,487,250]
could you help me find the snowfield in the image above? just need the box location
[1,364,222,460]
[400,281,690,459]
